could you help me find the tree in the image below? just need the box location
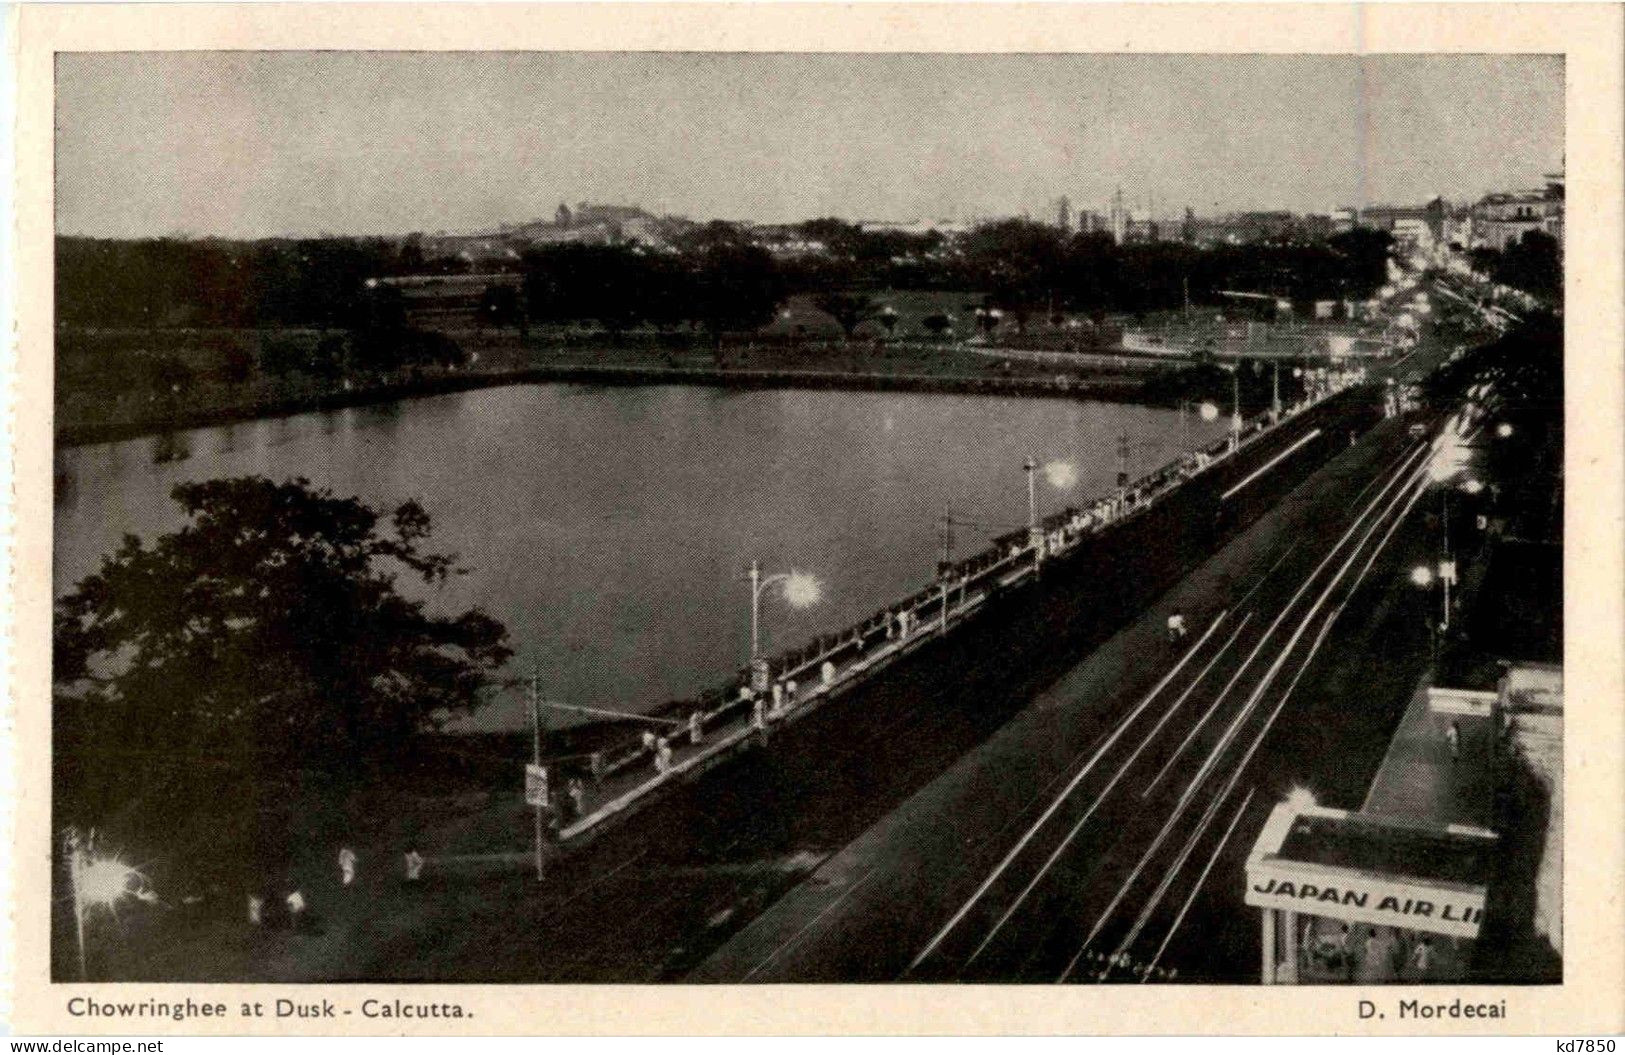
[477,283,523,332]
[215,341,256,385]
[814,292,880,340]
[921,312,953,340]
[689,243,787,344]
[1495,231,1561,301]
[54,478,513,789]
[146,354,195,395]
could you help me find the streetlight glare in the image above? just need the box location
[1198,401,1221,422]
[1286,786,1317,810]
[782,571,822,609]
[1496,422,1515,438]
[77,855,147,909]
[1043,460,1078,489]
[1410,565,1435,588]
[1461,478,1485,495]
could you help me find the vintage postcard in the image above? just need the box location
[6,1,1623,1038]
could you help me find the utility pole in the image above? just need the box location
[1117,431,1131,502]
[1024,458,1038,535]
[528,673,546,882]
[1440,492,1454,632]
[1271,360,1281,421]
[1230,366,1242,451]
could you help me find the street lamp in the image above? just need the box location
[748,561,821,662]
[1024,458,1038,534]
[63,827,152,980]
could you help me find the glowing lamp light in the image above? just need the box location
[781,571,822,609]
[1461,478,1485,495]
[77,856,148,909]
[1496,422,1515,439]
[1043,460,1078,489]
[1410,565,1435,588]
[1198,401,1221,422]
[1286,786,1317,810]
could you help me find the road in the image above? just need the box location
[694,345,1463,983]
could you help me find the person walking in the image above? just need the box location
[338,846,357,888]
[403,846,425,883]
[1410,937,1436,980]
[1359,928,1392,983]
[1167,612,1188,643]
[1446,720,1461,763]
[285,889,307,930]
[1339,924,1357,982]
[247,892,264,927]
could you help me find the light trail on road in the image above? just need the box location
[1055,448,1437,980]
[906,609,1231,972]
[892,413,1444,984]
[1139,438,1429,800]
[1140,786,1258,979]
[958,612,1253,969]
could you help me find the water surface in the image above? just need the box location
[55,384,1227,730]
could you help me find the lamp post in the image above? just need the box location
[1180,400,1222,453]
[63,827,150,980]
[748,561,821,663]
[1024,458,1038,536]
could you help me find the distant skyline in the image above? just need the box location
[57,52,1563,239]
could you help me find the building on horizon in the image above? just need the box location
[1470,172,1564,251]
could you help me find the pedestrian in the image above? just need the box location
[286,889,307,930]
[752,696,766,729]
[568,778,585,819]
[1167,612,1187,643]
[338,846,357,887]
[1360,928,1391,983]
[247,892,264,927]
[785,679,798,705]
[1410,937,1435,980]
[403,846,425,883]
[655,737,673,773]
[1339,924,1357,981]
[1446,720,1461,762]
[821,659,836,687]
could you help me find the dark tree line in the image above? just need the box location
[60,223,1395,341]
[1466,231,1562,302]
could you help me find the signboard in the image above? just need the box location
[1245,860,1486,939]
[524,763,549,808]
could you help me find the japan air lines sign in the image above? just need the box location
[1245,859,1487,939]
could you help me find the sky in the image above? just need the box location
[56,52,1564,239]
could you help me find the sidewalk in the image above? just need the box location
[1360,677,1498,831]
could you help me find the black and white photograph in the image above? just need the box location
[43,44,1572,995]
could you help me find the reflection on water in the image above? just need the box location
[55,384,1228,730]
